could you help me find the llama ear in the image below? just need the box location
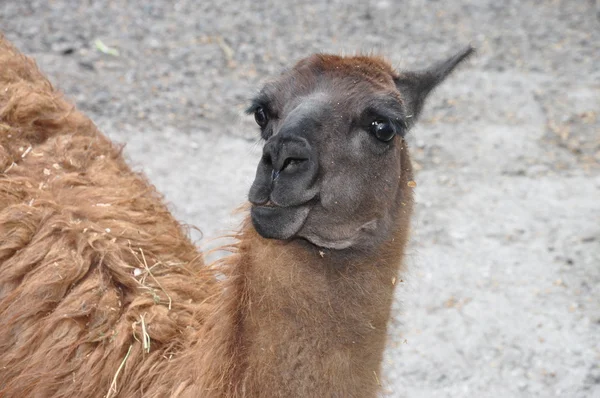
[395,46,474,123]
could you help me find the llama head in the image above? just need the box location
[248,47,473,250]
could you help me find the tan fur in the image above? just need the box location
[0,35,412,397]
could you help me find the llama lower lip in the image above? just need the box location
[250,204,310,241]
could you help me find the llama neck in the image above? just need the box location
[230,215,410,397]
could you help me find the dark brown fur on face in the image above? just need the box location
[0,34,472,397]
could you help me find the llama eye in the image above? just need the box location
[254,107,268,128]
[370,121,395,142]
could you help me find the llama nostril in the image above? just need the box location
[271,158,306,182]
[280,157,306,173]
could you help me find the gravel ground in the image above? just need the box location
[2,1,599,396]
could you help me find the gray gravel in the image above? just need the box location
[2,1,599,396]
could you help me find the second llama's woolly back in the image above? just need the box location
[0,34,473,397]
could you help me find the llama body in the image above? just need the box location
[0,35,471,397]
[0,36,219,396]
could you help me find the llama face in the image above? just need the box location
[248,48,473,249]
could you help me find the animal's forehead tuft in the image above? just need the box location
[294,54,398,83]
[253,54,403,115]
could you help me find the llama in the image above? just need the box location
[0,34,473,397]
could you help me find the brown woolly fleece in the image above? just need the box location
[0,34,415,397]
[0,34,229,397]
